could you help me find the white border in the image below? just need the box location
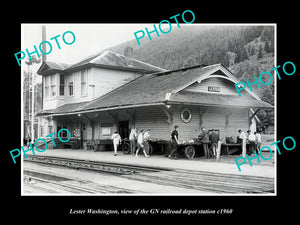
[21,23,277,197]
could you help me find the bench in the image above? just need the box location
[86,139,113,151]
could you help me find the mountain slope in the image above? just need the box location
[108,25,275,131]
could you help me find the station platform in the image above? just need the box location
[23,148,275,178]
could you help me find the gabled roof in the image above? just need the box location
[84,63,271,111]
[37,61,70,75]
[37,50,166,75]
[37,63,273,117]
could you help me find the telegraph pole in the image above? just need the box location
[25,55,41,143]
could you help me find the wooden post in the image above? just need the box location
[242,138,247,158]
[216,140,222,161]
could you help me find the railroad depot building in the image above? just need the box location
[36,50,273,151]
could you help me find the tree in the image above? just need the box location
[240,46,249,61]
[264,40,271,53]
[250,45,255,56]
[257,45,263,59]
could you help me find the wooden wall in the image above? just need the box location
[134,106,170,139]
[52,105,250,146]
[172,105,249,142]
[184,77,239,96]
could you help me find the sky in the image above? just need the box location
[21,24,145,76]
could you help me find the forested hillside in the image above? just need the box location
[108,25,275,131]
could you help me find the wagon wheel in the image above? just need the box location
[149,144,153,155]
[157,144,165,155]
[122,141,131,154]
[184,145,195,159]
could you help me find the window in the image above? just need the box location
[57,126,68,138]
[101,123,113,136]
[81,70,87,96]
[180,108,192,123]
[59,74,65,96]
[44,76,49,98]
[50,75,56,97]
[48,125,53,134]
[40,126,44,137]
[68,82,74,96]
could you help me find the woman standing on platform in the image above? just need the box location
[129,128,138,155]
[135,130,150,157]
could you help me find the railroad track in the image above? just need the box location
[125,170,274,194]
[24,155,168,175]
[24,155,274,194]
[23,170,138,194]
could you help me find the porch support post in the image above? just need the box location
[108,111,118,127]
[249,109,260,127]
[162,107,173,125]
[83,113,95,141]
[199,106,209,129]
[225,110,233,130]
[125,108,136,127]
[242,138,247,158]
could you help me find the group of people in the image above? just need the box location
[129,128,151,157]
[237,129,262,155]
[111,128,151,157]
[197,127,220,158]
[112,126,262,158]
[167,125,220,159]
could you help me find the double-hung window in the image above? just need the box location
[81,70,87,96]
[50,75,56,97]
[59,74,65,96]
[44,76,50,98]
[68,81,74,96]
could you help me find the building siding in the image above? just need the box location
[172,105,249,141]
[172,105,200,141]
[92,67,140,99]
[134,106,170,139]
[184,77,239,96]
[42,67,140,110]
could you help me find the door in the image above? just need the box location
[118,121,129,139]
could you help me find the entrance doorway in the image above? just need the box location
[118,121,129,139]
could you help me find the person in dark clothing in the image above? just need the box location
[168,125,179,159]
[209,129,219,157]
[198,127,210,158]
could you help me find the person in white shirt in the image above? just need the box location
[255,131,262,154]
[135,130,149,157]
[237,129,247,143]
[111,131,122,156]
[129,128,138,155]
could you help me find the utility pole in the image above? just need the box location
[25,55,40,143]
[25,26,45,143]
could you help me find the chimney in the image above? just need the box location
[124,46,133,57]
[42,25,46,62]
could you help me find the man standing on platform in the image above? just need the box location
[198,127,210,158]
[209,129,219,157]
[168,125,179,159]
[248,130,256,155]
[255,131,262,154]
